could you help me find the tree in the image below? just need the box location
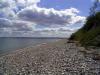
[90,0,100,16]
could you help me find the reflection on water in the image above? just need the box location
[0,37,60,55]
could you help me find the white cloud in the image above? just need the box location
[0,18,35,34]
[91,0,100,2]
[17,6,85,27]
[0,0,86,37]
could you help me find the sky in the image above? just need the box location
[0,0,94,37]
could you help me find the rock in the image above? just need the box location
[0,40,100,75]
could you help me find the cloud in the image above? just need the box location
[0,0,86,37]
[91,0,100,2]
[11,20,34,31]
[31,27,77,37]
[0,18,34,35]
[0,0,40,15]
[17,6,85,27]
[14,0,40,5]
[0,18,12,28]
[0,1,9,8]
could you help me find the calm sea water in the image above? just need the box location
[0,37,62,55]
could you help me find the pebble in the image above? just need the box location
[0,40,100,75]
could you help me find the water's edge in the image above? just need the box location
[0,38,66,56]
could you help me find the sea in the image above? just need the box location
[0,37,65,55]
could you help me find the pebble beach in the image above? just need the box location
[0,39,100,75]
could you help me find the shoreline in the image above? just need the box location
[0,39,100,75]
[0,39,64,57]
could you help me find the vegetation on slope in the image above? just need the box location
[69,0,100,47]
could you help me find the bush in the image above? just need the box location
[70,12,100,47]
